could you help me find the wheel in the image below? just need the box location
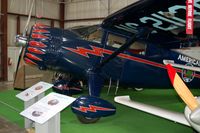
[134,88,143,91]
[76,115,100,124]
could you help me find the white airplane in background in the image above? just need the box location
[115,64,200,132]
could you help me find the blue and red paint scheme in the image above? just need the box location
[24,24,200,89]
[72,96,116,118]
[18,0,200,123]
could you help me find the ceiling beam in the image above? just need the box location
[59,0,65,28]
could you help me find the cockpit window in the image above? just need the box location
[86,29,102,43]
[69,25,103,43]
[128,41,146,55]
[107,34,126,48]
[106,33,146,55]
[69,25,146,55]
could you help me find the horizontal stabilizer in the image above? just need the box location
[114,95,190,126]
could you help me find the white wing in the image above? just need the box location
[114,95,190,126]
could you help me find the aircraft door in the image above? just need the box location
[101,33,127,83]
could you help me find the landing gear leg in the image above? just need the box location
[76,69,103,123]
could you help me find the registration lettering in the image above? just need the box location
[115,0,200,33]
[178,55,200,66]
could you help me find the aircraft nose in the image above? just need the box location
[23,23,50,69]
[15,35,28,47]
[24,41,47,68]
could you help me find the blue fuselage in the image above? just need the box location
[24,26,200,92]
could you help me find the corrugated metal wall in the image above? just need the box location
[64,0,138,28]
[7,0,139,45]
[7,0,60,46]
[7,0,60,81]
[5,0,138,81]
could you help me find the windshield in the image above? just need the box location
[69,25,102,43]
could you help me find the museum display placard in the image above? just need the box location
[16,81,53,101]
[20,92,76,124]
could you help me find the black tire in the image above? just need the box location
[77,115,100,124]
[193,129,198,133]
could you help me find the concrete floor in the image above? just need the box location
[0,64,54,133]
[0,81,13,91]
[0,81,29,133]
[0,117,27,133]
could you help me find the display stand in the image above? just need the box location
[16,81,53,128]
[20,92,76,133]
[35,113,60,133]
[24,93,45,128]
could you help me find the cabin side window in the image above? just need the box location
[106,33,146,55]
[128,41,146,55]
[86,29,103,43]
[106,34,126,48]
[70,25,103,44]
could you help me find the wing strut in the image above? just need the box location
[96,29,147,69]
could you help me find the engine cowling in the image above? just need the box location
[71,96,116,118]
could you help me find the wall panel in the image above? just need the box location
[6,0,139,81]
[64,0,138,28]
[54,21,60,28]
[20,17,51,33]
[66,0,101,20]
[7,15,17,46]
[7,0,59,46]
[8,0,59,19]
[65,20,102,28]
[7,0,60,81]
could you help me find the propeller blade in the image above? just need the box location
[13,47,26,89]
[166,64,199,111]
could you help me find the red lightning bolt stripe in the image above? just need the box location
[63,45,200,79]
[63,45,165,69]
[73,105,115,113]
[63,46,108,57]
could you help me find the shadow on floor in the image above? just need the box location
[0,117,27,133]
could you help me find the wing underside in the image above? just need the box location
[102,0,200,39]
[114,96,190,126]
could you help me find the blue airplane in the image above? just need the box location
[15,0,200,123]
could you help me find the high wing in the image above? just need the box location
[98,0,200,68]
[102,0,200,39]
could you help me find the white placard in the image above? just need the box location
[16,81,53,102]
[20,92,76,124]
